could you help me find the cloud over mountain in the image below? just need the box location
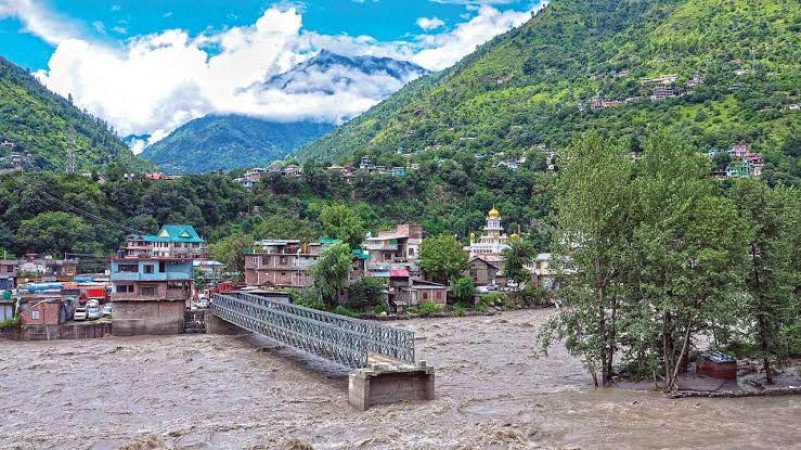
[2,1,537,143]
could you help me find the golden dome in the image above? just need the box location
[488,207,500,219]
[510,233,520,240]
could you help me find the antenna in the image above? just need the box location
[66,127,76,174]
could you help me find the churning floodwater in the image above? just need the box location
[1,310,799,449]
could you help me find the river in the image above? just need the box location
[1,310,799,449]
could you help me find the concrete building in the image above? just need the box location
[110,257,193,335]
[123,225,206,259]
[0,260,17,290]
[465,207,512,259]
[15,257,78,284]
[528,253,555,290]
[244,240,324,289]
[364,224,423,266]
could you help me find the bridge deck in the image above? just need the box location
[210,292,415,370]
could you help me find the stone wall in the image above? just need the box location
[112,300,185,336]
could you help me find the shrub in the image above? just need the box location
[294,288,327,311]
[450,276,476,305]
[333,305,358,317]
[345,277,386,311]
[0,317,19,329]
[474,302,489,313]
[452,304,466,317]
[411,300,442,316]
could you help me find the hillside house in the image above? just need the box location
[651,87,679,100]
[244,240,323,289]
[359,156,375,170]
[124,225,206,259]
[641,74,677,86]
[0,260,16,289]
[0,140,15,149]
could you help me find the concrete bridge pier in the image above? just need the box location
[349,360,436,411]
[205,310,246,335]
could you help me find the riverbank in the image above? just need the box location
[1,309,799,449]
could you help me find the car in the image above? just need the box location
[102,304,112,317]
[87,305,101,320]
[74,307,88,321]
[86,299,100,309]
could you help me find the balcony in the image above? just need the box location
[110,272,192,282]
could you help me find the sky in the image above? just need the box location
[0,0,542,151]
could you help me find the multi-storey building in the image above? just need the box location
[111,225,197,335]
[123,225,206,259]
[0,260,17,289]
[244,240,324,289]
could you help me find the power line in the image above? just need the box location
[33,188,148,235]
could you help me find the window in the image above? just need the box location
[159,261,166,273]
[262,256,270,266]
[408,248,415,257]
[31,310,40,320]
[144,265,155,274]
[279,256,288,265]
[118,264,138,272]
[167,282,187,290]
[423,293,429,300]
[5,265,13,273]
[141,286,157,296]
[116,285,134,293]
[436,292,442,300]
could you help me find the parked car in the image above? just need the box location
[102,304,112,317]
[86,299,100,309]
[87,305,101,320]
[74,307,88,321]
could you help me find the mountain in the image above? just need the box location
[0,56,149,172]
[139,115,333,174]
[141,51,427,174]
[262,49,428,96]
[296,0,801,181]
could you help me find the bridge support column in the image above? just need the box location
[205,310,247,335]
[348,361,435,411]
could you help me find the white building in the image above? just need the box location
[465,207,512,258]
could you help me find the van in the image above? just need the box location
[74,307,88,321]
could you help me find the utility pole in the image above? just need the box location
[66,128,76,175]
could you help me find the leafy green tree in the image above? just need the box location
[502,239,536,290]
[16,212,101,257]
[731,180,798,384]
[309,243,352,309]
[209,233,253,281]
[450,276,476,305]
[345,277,386,311]
[320,204,365,249]
[253,213,319,243]
[624,132,747,391]
[419,234,469,284]
[541,133,633,387]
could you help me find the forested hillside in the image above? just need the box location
[298,0,801,185]
[141,115,333,174]
[0,56,149,172]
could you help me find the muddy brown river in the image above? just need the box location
[1,310,799,449]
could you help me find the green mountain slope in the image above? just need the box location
[141,114,334,174]
[297,0,801,182]
[0,56,148,172]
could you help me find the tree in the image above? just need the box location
[320,204,365,249]
[345,277,386,311]
[309,243,352,309]
[731,180,797,384]
[502,239,536,290]
[209,233,253,281]
[450,276,476,305]
[541,133,633,387]
[253,213,319,243]
[419,234,469,284]
[16,212,100,257]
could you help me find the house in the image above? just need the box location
[123,225,207,259]
[0,260,17,290]
[468,256,502,286]
[110,256,193,335]
[364,224,423,267]
[641,74,678,86]
[17,296,76,326]
[391,167,407,176]
[1,140,15,149]
[244,240,324,289]
[15,257,78,284]
[529,253,555,290]
[359,156,375,170]
[396,280,448,308]
[283,165,302,177]
[651,87,678,100]
[686,74,705,88]
[788,104,801,111]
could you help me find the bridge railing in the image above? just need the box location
[210,292,415,369]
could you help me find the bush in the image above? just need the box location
[345,277,386,311]
[0,317,19,329]
[333,305,358,317]
[294,288,327,311]
[474,302,489,313]
[409,300,443,316]
[452,304,466,317]
[450,276,476,305]
[480,292,505,306]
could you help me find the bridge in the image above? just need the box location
[208,292,435,410]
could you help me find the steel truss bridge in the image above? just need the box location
[210,292,416,370]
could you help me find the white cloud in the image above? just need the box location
[417,17,446,31]
[14,2,539,144]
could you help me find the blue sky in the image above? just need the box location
[0,0,541,148]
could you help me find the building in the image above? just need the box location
[468,256,502,286]
[0,260,16,290]
[110,256,193,335]
[641,74,678,86]
[465,207,511,259]
[17,296,77,326]
[244,240,325,289]
[364,225,423,266]
[528,253,555,290]
[396,280,448,308]
[651,86,679,100]
[15,257,78,284]
[123,225,206,259]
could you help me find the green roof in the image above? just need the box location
[140,225,205,244]
[352,249,369,260]
[319,237,343,245]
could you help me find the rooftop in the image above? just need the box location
[131,225,205,244]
